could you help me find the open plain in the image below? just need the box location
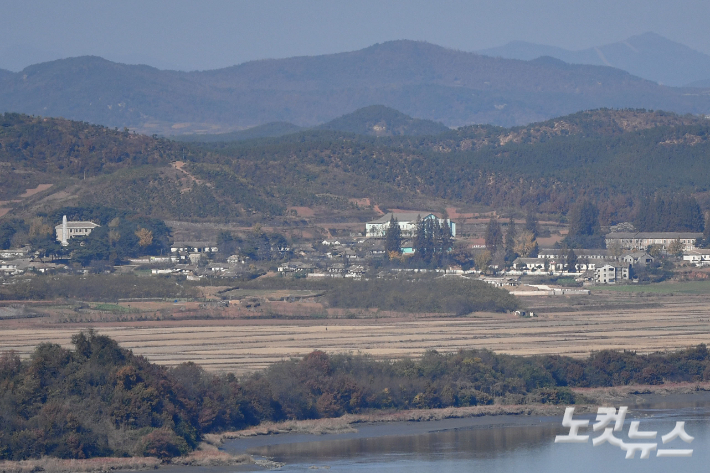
[1,288,710,374]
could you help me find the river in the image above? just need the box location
[165,393,710,472]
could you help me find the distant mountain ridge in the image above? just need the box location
[316,105,449,136]
[176,106,449,142]
[175,122,303,143]
[478,32,710,87]
[688,79,710,89]
[2,40,710,135]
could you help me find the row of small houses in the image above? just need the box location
[0,259,64,275]
[513,257,631,284]
[604,232,702,252]
[278,261,366,279]
[513,249,654,284]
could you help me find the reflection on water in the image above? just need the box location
[242,413,710,472]
[167,396,710,473]
[253,422,562,462]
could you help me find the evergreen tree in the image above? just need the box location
[565,200,604,248]
[384,215,402,255]
[504,216,517,264]
[569,200,600,237]
[413,215,426,259]
[525,209,539,238]
[485,218,503,254]
[634,194,704,232]
[412,216,454,265]
[701,211,710,248]
[440,219,453,253]
[566,248,578,273]
[217,231,240,256]
[431,218,451,266]
[421,218,438,263]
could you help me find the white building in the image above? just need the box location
[605,232,702,252]
[366,212,456,238]
[55,215,100,246]
[170,242,217,253]
[683,249,710,265]
[594,264,630,284]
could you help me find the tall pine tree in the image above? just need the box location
[566,248,578,273]
[505,216,517,265]
[485,218,503,254]
[525,208,539,238]
[384,215,402,256]
[413,215,426,259]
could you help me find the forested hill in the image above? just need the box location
[2,41,710,135]
[316,105,449,136]
[2,109,710,224]
[175,105,449,142]
[0,113,173,176]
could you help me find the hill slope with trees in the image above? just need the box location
[2,109,710,226]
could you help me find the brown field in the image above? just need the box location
[1,290,710,375]
[19,183,53,198]
[287,206,315,217]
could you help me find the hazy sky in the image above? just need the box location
[1,0,709,71]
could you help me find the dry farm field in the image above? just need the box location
[0,289,709,375]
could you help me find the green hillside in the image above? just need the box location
[316,105,449,136]
[2,109,710,226]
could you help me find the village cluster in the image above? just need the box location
[1,212,708,289]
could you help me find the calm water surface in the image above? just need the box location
[167,395,710,473]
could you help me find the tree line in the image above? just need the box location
[634,194,704,232]
[2,332,710,460]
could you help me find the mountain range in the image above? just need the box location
[1,40,710,135]
[478,33,710,87]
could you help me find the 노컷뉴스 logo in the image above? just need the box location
[555,407,693,459]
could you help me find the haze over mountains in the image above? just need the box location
[479,32,710,87]
[1,39,710,135]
